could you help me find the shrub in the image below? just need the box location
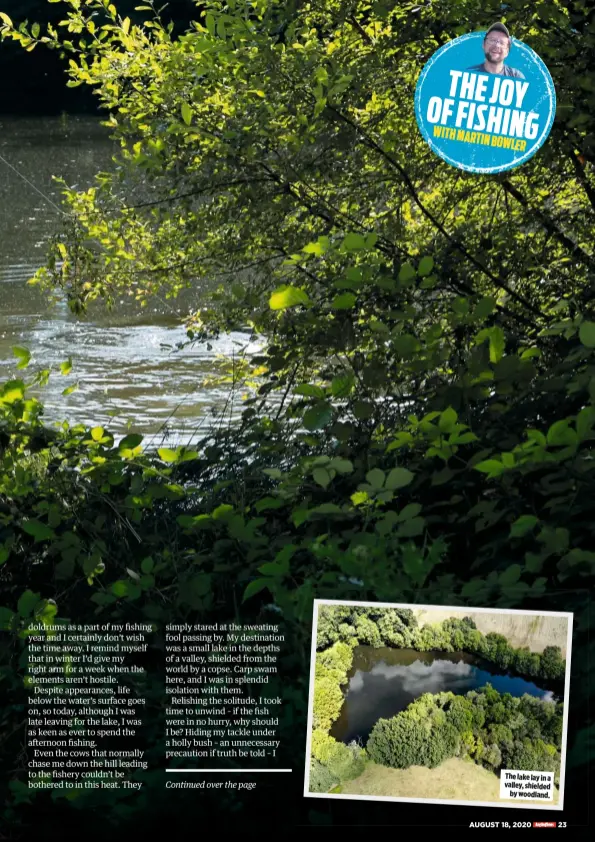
[446,696,474,732]
[420,722,460,768]
[311,729,338,764]
[313,675,344,731]
[317,641,353,679]
[309,759,339,794]
[482,743,502,768]
[311,731,365,781]
[503,738,558,774]
[459,730,477,757]
[325,740,366,782]
[488,724,514,751]
[367,715,428,768]
[355,614,383,647]
[540,646,566,681]
[367,709,459,770]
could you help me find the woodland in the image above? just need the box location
[0,0,593,834]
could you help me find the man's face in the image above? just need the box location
[483,33,510,63]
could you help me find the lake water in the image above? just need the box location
[0,116,254,444]
[330,646,557,745]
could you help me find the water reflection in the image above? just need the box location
[330,646,557,745]
[0,116,255,442]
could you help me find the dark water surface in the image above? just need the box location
[0,116,255,443]
[330,646,557,745]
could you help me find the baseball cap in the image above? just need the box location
[485,22,511,41]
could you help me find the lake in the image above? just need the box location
[0,116,253,444]
[330,646,557,745]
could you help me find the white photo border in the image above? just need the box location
[303,598,573,812]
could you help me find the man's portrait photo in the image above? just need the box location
[467,22,525,79]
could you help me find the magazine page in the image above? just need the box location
[0,1,592,836]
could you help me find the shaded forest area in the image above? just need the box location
[0,0,199,112]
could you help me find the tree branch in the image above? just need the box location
[327,105,545,321]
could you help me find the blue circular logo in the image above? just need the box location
[414,30,556,173]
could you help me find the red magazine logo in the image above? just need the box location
[533,822,557,828]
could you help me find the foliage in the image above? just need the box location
[367,693,461,770]
[308,639,360,788]
[316,606,566,686]
[366,685,563,784]
[367,716,431,769]
[312,734,365,782]
[309,758,339,794]
[312,639,353,735]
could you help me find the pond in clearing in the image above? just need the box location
[330,646,558,745]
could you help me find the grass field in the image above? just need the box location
[338,757,560,805]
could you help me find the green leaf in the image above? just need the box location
[158,447,179,463]
[309,503,343,516]
[181,102,193,125]
[332,292,356,309]
[474,459,504,478]
[525,552,545,573]
[1,379,25,403]
[342,233,367,251]
[579,320,595,348]
[17,590,41,617]
[510,515,539,538]
[488,327,505,364]
[461,579,484,599]
[22,520,54,542]
[473,297,496,321]
[329,457,353,474]
[111,580,129,597]
[257,562,286,577]
[499,564,522,586]
[330,372,355,397]
[141,557,154,574]
[302,236,329,256]
[385,467,414,490]
[501,452,516,468]
[119,433,143,450]
[396,503,422,521]
[398,262,416,283]
[475,326,505,363]
[313,468,331,488]
[60,358,72,375]
[418,256,434,276]
[37,600,57,625]
[303,402,333,430]
[269,285,311,310]
[62,383,79,396]
[91,426,104,442]
[398,517,425,537]
[365,468,385,488]
[576,407,595,440]
[212,504,234,521]
[188,574,211,597]
[0,607,15,630]
[242,578,271,602]
[254,496,285,512]
[12,346,31,369]
[438,407,457,432]
[262,468,282,480]
[547,420,577,447]
[391,333,418,357]
[295,384,325,398]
